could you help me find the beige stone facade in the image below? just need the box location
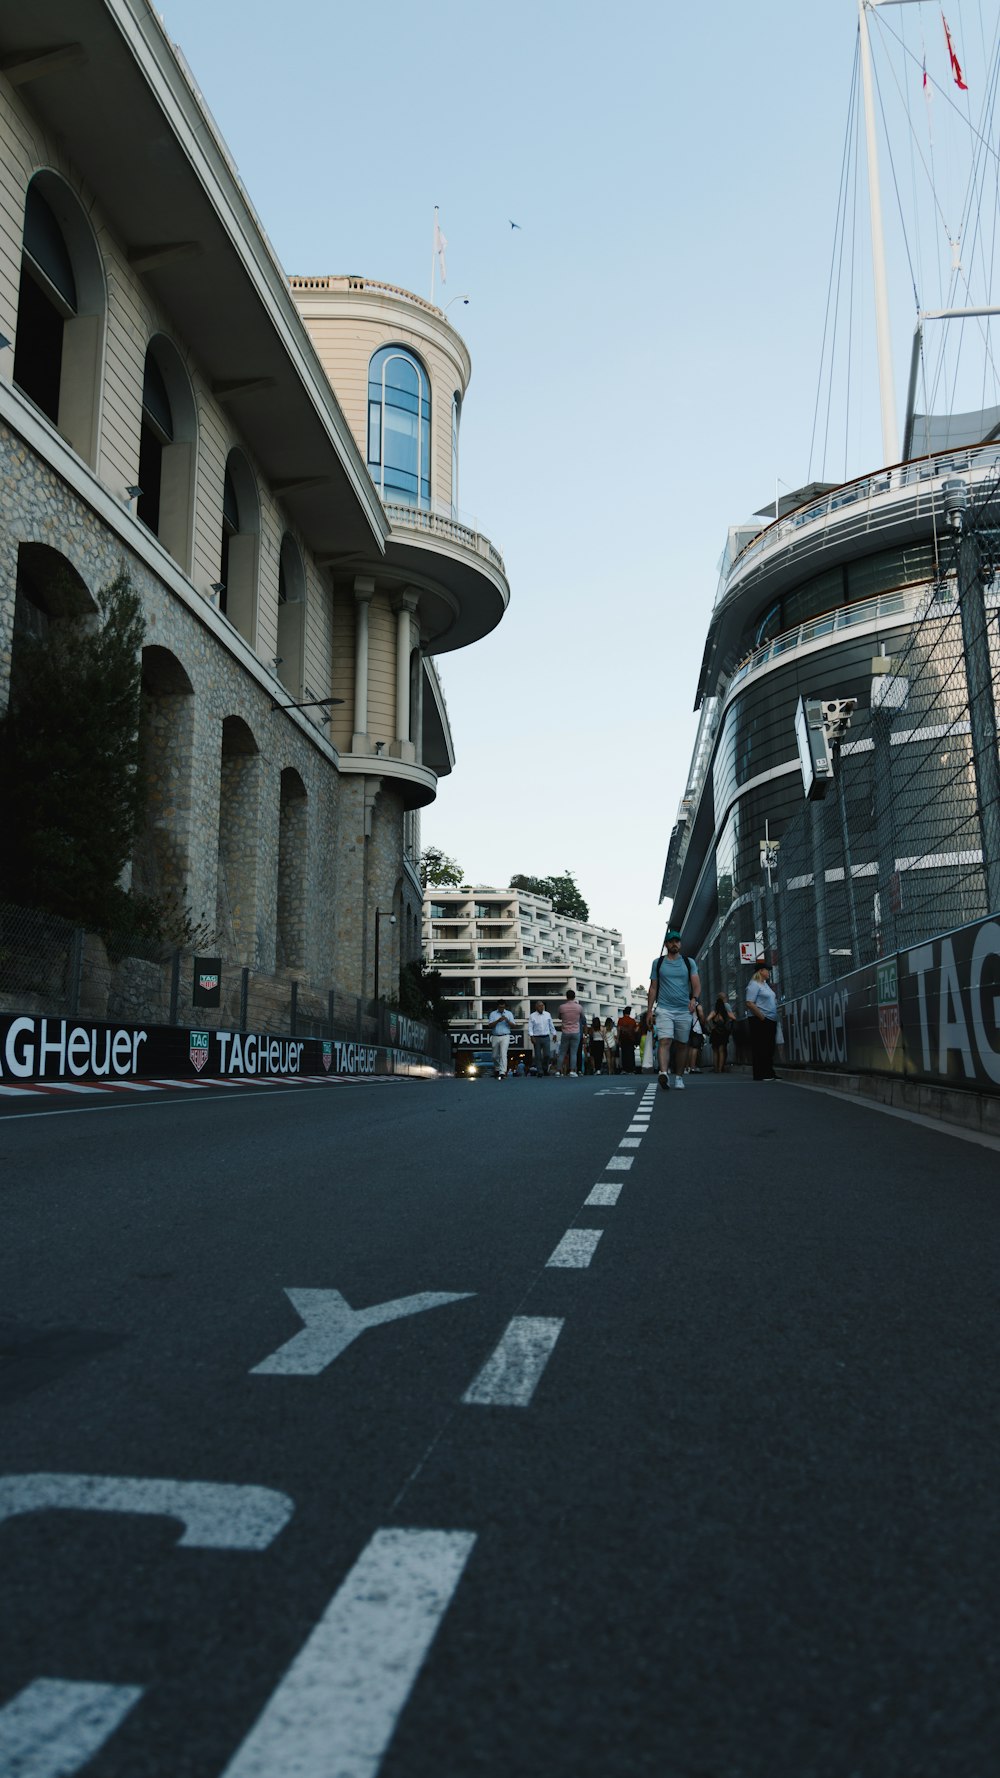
[0,0,508,1008]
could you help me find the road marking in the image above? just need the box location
[0,1474,293,1549]
[618,1137,641,1148]
[220,1527,476,1778]
[546,1229,604,1268]
[594,1089,639,1096]
[605,1155,633,1171]
[585,1183,622,1205]
[0,1678,144,1777]
[626,1123,647,1133]
[251,1288,474,1377]
[462,1317,564,1406]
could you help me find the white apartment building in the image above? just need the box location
[423,885,631,1041]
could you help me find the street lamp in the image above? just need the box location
[444,294,470,312]
[373,909,396,1001]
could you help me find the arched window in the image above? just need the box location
[451,392,461,518]
[13,174,104,465]
[137,337,197,570]
[218,449,260,643]
[367,346,431,509]
[276,534,306,698]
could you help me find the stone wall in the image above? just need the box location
[0,421,413,1001]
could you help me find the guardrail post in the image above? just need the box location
[290,980,298,1037]
[328,989,335,1041]
[168,951,180,1026]
[240,967,249,1033]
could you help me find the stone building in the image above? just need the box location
[0,0,508,1008]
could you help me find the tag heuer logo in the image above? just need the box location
[322,1042,332,1072]
[190,1031,210,1072]
[198,973,219,991]
[876,961,900,1063]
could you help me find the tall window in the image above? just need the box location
[367,346,431,509]
[138,350,172,536]
[451,392,461,517]
[13,176,104,464]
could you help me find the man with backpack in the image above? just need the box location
[646,929,701,1092]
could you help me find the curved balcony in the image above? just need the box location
[723,583,934,706]
[723,443,1000,605]
[381,502,509,654]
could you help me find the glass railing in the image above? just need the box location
[720,443,1000,604]
[725,583,935,697]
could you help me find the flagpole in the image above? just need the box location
[859,0,900,464]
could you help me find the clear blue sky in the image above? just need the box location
[160,0,994,990]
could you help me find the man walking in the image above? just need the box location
[617,1006,639,1073]
[557,989,586,1077]
[647,929,701,1092]
[486,999,516,1080]
[528,1000,556,1076]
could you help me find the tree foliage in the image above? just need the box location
[0,566,148,938]
[420,846,464,888]
[397,956,450,1030]
[510,869,590,922]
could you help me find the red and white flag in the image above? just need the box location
[942,11,968,91]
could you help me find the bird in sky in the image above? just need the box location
[509,219,521,230]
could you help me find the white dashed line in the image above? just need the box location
[462,1317,564,1406]
[618,1138,641,1148]
[605,1155,633,1171]
[546,1229,604,1267]
[585,1183,622,1205]
[0,1678,144,1777]
[220,1528,476,1778]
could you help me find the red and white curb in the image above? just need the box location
[0,1074,416,1100]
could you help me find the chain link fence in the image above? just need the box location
[0,900,451,1067]
[695,468,1000,1005]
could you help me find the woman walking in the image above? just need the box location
[708,994,736,1073]
[589,1017,606,1075]
[603,1017,618,1075]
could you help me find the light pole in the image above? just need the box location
[373,909,396,1002]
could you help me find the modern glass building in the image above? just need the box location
[662,440,1000,1004]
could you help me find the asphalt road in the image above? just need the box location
[1,1068,998,1778]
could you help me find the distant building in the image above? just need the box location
[423,885,630,1042]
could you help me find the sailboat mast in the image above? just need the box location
[858,0,900,463]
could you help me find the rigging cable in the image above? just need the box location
[809,33,861,482]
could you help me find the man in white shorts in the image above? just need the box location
[647,928,701,1091]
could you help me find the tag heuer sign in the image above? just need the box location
[877,959,900,1063]
[322,1042,332,1072]
[189,1031,210,1072]
[192,955,222,1009]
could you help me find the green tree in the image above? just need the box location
[397,957,450,1030]
[0,566,147,935]
[510,869,590,922]
[420,846,464,888]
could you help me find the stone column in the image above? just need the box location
[352,576,374,753]
[391,589,419,762]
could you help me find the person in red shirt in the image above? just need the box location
[557,990,586,1076]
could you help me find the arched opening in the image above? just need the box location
[276,534,306,698]
[217,715,260,963]
[451,391,461,518]
[134,646,194,911]
[218,450,259,644]
[367,345,431,510]
[11,542,96,693]
[13,173,105,466]
[137,336,197,571]
[277,767,307,970]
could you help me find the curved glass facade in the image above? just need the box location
[740,541,941,654]
[367,345,431,509]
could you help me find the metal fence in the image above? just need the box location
[696,467,1000,1004]
[0,900,451,1067]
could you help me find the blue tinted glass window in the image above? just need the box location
[367,346,430,509]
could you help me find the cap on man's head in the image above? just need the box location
[665,928,682,941]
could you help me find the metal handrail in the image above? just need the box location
[725,584,931,697]
[721,444,1000,602]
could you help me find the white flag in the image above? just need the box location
[434,211,447,284]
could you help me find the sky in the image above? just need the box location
[158,0,998,993]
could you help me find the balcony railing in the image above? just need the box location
[383,503,506,575]
[721,443,1000,605]
[725,583,933,700]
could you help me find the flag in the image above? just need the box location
[433,210,447,284]
[942,11,968,90]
